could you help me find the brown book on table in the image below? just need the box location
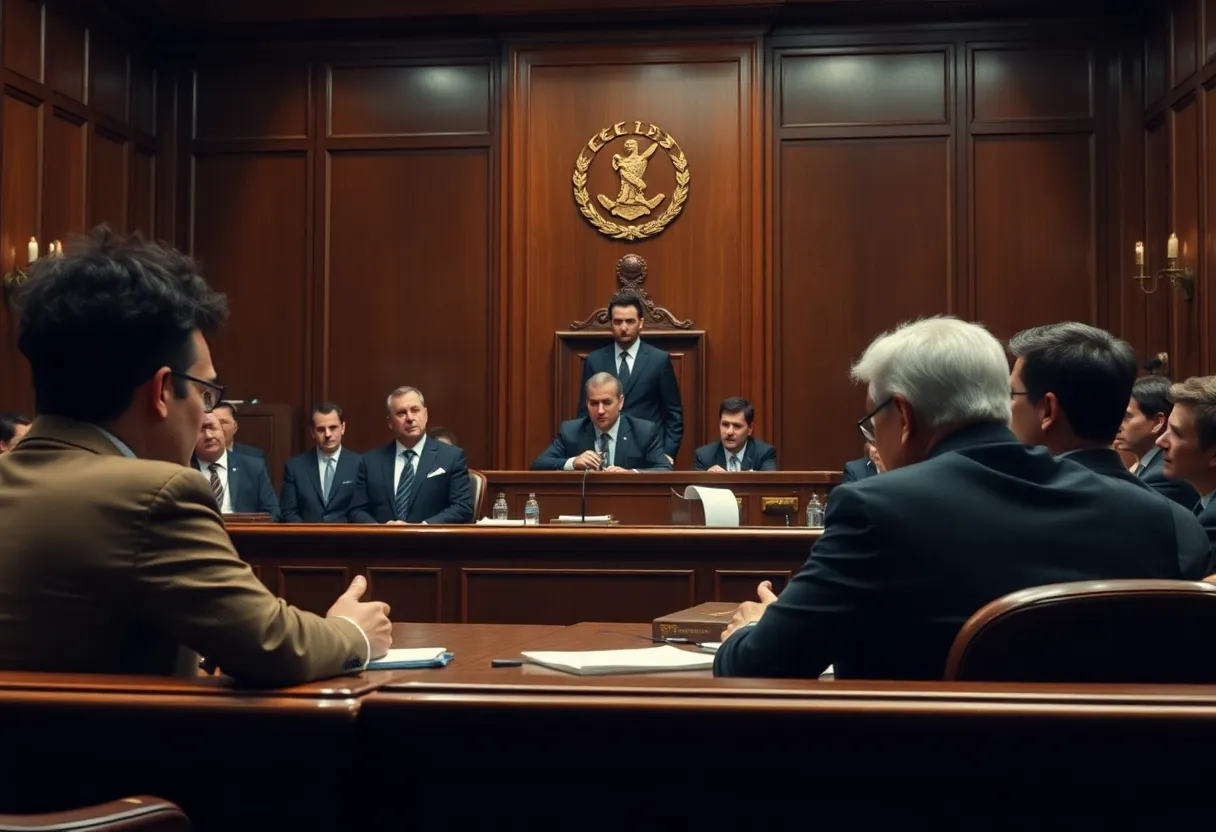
[652,602,736,642]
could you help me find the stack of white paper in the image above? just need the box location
[521,645,714,675]
[556,514,612,522]
[476,518,526,526]
[699,642,721,653]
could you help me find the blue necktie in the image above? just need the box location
[322,456,335,505]
[395,450,416,521]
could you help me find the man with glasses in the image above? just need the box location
[714,316,1192,681]
[0,226,391,685]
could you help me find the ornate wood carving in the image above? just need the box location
[570,253,694,330]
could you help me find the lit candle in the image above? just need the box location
[1167,233,1179,260]
[27,237,37,263]
[1135,241,1144,266]
[52,241,61,257]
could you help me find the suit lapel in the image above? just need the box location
[581,420,598,454]
[714,443,727,470]
[741,443,754,471]
[305,453,325,505]
[407,443,441,512]
[381,444,398,509]
[227,458,241,509]
[616,417,633,468]
[334,452,358,501]
[623,342,650,397]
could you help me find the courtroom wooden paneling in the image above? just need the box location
[89,127,127,229]
[45,1,85,102]
[328,63,492,137]
[89,28,128,122]
[231,525,816,625]
[3,0,42,83]
[43,108,86,244]
[129,147,155,234]
[190,153,310,410]
[1170,96,1202,380]
[193,62,310,141]
[504,40,762,471]
[1172,0,1200,87]
[1145,117,1172,368]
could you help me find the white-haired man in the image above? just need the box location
[714,316,1195,681]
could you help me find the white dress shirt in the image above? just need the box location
[725,440,749,471]
[318,446,342,500]
[195,450,233,513]
[393,434,426,492]
[564,416,622,470]
[95,426,136,458]
[1202,491,1215,511]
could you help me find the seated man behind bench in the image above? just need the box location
[0,227,391,685]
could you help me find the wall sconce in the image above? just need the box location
[1134,234,1195,300]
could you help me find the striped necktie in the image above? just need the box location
[395,450,416,521]
[208,462,225,510]
[729,455,740,472]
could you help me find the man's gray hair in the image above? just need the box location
[585,372,622,398]
[850,316,1011,429]
[386,386,425,412]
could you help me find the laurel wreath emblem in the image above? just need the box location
[572,127,690,241]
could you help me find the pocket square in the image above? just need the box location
[427,467,446,478]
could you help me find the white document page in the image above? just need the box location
[682,485,739,526]
[521,645,714,675]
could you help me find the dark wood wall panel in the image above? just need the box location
[325,149,492,466]
[43,109,86,244]
[44,3,84,102]
[506,42,759,470]
[129,148,154,235]
[778,138,951,469]
[3,0,43,82]
[193,64,310,140]
[191,152,309,410]
[1169,98,1201,379]
[132,60,156,136]
[972,135,1096,338]
[1172,0,1199,86]
[1144,118,1172,367]
[1207,0,1216,65]
[328,64,492,137]
[89,33,129,122]
[89,129,127,230]
[0,91,39,415]
[779,50,948,126]
[972,47,1092,121]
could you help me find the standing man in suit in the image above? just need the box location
[280,403,361,523]
[714,316,1197,681]
[192,413,280,520]
[693,397,777,471]
[1157,377,1216,544]
[348,386,473,524]
[211,400,265,460]
[0,411,30,453]
[841,442,883,483]
[0,225,390,684]
[1116,376,1199,507]
[1006,323,1209,578]
[534,372,672,471]
[578,293,683,462]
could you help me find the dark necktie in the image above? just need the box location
[395,450,416,521]
[1195,500,1204,519]
[322,456,335,505]
[618,351,631,385]
[599,432,610,468]
[208,462,225,510]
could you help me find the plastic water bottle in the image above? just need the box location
[806,493,824,528]
[524,493,540,526]
[493,493,509,520]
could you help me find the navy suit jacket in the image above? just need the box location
[191,451,280,520]
[1138,448,1201,508]
[231,442,265,460]
[692,439,777,471]
[841,458,877,483]
[280,448,362,523]
[348,439,473,525]
[1062,447,1211,579]
[531,415,672,471]
[1193,499,1216,573]
[577,340,683,458]
[714,423,1207,682]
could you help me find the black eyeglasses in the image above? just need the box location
[857,397,893,444]
[171,371,225,413]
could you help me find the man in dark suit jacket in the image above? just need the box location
[192,414,280,520]
[211,401,266,460]
[841,442,882,483]
[281,403,361,523]
[533,372,671,471]
[715,317,1202,681]
[693,397,777,471]
[1007,323,1210,579]
[348,386,472,524]
[1115,376,1200,507]
[577,293,683,461]
[1156,376,1216,557]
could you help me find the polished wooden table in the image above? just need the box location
[480,470,841,525]
[229,524,820,624]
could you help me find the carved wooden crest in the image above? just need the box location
[570,253,693,330]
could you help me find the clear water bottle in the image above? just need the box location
[806,493,824,528]
[493,492,509,520]
[524,493,540,525]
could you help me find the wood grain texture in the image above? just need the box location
[3,0,43,83]
[89,128,127,230]
[328,63,492,137]
[972,46,1092,122]
[44,2,84,102]
[194,63,310,140]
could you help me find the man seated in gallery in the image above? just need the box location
[532,372,671,472]
[280,402,361,523]
[692,397,777,471]
[192,412,280,520]
[1116,375,1199,507]
[348,386,473,524]
[1157,376,1216,550]
[713,316,1201,681]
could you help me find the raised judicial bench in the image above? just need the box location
[479,470,841,525]
[227,524,821,625]
[2,622,1215,828]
